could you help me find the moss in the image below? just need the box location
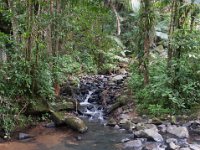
[27,99,50,114]
[50,111,88,133]
[50,101,75,111]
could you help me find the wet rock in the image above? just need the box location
[75,136,82,141]
[143,143,166,150]
[189,144,200,150]
[121,138,130,143]
[114,125,120,129]
[189,121,200,134]
[180,148,191,150]
[166,138,178,144]
[158,124,166,133]
[169,142,180,150]
[136,123,158,131]
[107,117,117,127]
[135,128,163,142]
[123,139,142,150]
[120,121,134,131]
[50,101,75,111]
[166,125,189,138]
[19,133,32,140]
[51,111,88,133]
[44,122,56,128]
[179,138,189,147]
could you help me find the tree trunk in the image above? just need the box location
[7,0,18,41]
[26,0,34,62]
[111,4,121,36]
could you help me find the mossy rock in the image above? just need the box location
[27,99,50,114]
[106,96,127,114]
[50,101,75,111]
[50,111,88,133]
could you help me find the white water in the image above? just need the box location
[79,90,105,123]
[79,91,94,106]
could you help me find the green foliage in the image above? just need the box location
[130,50,200,116]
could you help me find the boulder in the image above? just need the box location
[136,123,158,131]
[123,139,142,150]
[27,99,50,114]
[50,101,75,111]
[19,133,33,140]
[50,111,88,133]
[111,75,125,82]
[135,128,163,142]
[180,148,191,150]
[169,142,180,150]
[189,144,200,150]
[143,143,166,150]
[167,126,189,138]
[107,117,117,127]
[166,138,178,144]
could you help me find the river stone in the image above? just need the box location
[121,138,130,143]
[169,142,180,150]
[166,138,178,144]
[135,128,163,142]
[136,123,158,131]
[111,75,125,82]
[158,124,166,133]
[189,144,200,150]
[19,133,32,140]
[166,126,189,138]
[50,111,88,133]
[143,143,166,150]
[50,101,75,111]
[180,148,191,150]
[44,122,56,128]
[107,117,117,126]
[123,139,142,149]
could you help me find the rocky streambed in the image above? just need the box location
[1,73,200,150]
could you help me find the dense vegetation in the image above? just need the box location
[0,0,200,137]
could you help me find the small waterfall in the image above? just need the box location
[79,90,94,106]
[79,90,105,123]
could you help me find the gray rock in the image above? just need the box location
[143,143,166,150]
[136,123,158,131]
[167,125,189,138]
[135,128,163,142]
[123,140,142,149]
[111,75,125,82]
[121,138,130,143]
[180,148,191,150]
[179,139,189,147]
[44,122,56,128]
[19,133,32,140]
[158,124,166,133]
[189,144,200,150]
[114,125,120,129]
[169,142,180,150]
[75,136,82,141]
[166,138,178,144]
[51,111,88,133]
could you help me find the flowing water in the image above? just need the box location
[0,88,129,150]
[0,121,130,150]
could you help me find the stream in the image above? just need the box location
[0,121,130,150]
[0,74,129,150]
[1,74,200,150]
